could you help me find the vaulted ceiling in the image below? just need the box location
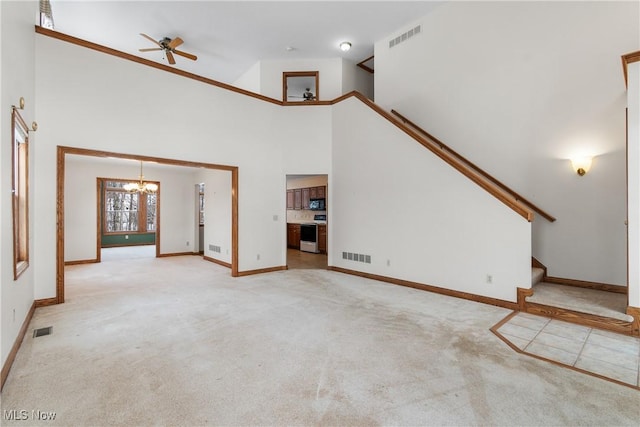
[49,1,442,83]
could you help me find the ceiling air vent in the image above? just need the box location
[389,25,421,48]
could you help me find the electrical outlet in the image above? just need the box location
[186,241,190,246]
[387,259,391,267]
[257,254,260,260]
[125,235,129,240]
[486,274,493,284]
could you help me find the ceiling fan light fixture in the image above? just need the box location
[339,41,352,52]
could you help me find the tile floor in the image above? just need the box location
[495,312,640,388]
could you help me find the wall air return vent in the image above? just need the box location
[389,25,421,48]
[33,326,53,338]
[342,251,372,264]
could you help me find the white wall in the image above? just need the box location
[628,62,640,308]
[64,157,201,261]
[374,1,639,286]
[154,166,199,254]
[260,58,343,101]
[331,97,531,302]
[202,169,232,264]
[1,0,37,371]
[34,33,331,299]
[233,61,261,94]
[341,59,374,100]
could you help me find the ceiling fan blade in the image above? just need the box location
[168,37,183,49]
[166,51,176,65]
[140,33,162,47]
[139,48,163,52]
[173,49,198,61]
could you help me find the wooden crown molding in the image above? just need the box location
[35,26,282,106]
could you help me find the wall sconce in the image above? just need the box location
[31,122,38,132]
[571,156,592,176]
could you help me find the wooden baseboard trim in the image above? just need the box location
[157,252,195,258]
[517,287,534,311]
[627,306,640,336]
[525,301,635,336]
[35,297,59,308]
[100,243,155,248]
[203,255,232,269]
[64,259,98,266]
[545,276,627,294]
[328,266,518,310]
[1,301,36,391]
[237,266,287,277]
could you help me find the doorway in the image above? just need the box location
[285,174,328,270]
[56,146,239,305]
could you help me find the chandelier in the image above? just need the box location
[123,161,158,194]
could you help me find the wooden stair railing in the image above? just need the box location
[331,92,535,222]
[391,110,556,223]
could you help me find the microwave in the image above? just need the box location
[309,198,326,211]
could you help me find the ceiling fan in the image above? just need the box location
[138,33,198,65]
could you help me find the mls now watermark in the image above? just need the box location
[3,409,57,421]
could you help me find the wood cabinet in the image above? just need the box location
[302,188,310,209]
[294,189,302,210]
[287,223,301,249]
[286,190,294,210]
[287,185,326,210]
[318,224,327,253]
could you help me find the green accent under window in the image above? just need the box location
[102,232,156,247]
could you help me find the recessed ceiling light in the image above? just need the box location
[339,41,352,52]
[285,46,295,52]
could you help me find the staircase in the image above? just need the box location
[531,267,545,286]
[521,262,639,336]
[386,108,639,336]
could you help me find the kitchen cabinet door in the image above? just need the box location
[294,189,302,210]
[287,223,300,249]
[318,225,327,253]
[310,187,317,198]
[316,186,326,198]
[286,190,294,210]
[302,188,310,209]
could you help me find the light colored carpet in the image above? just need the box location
[1,251,639,426]
[528,282,632,322]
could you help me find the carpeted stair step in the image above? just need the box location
[531,267,544,285]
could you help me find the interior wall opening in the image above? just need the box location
[285,174,328,270]
[57,146,239,304]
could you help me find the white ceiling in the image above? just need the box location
[49,1,442,84]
